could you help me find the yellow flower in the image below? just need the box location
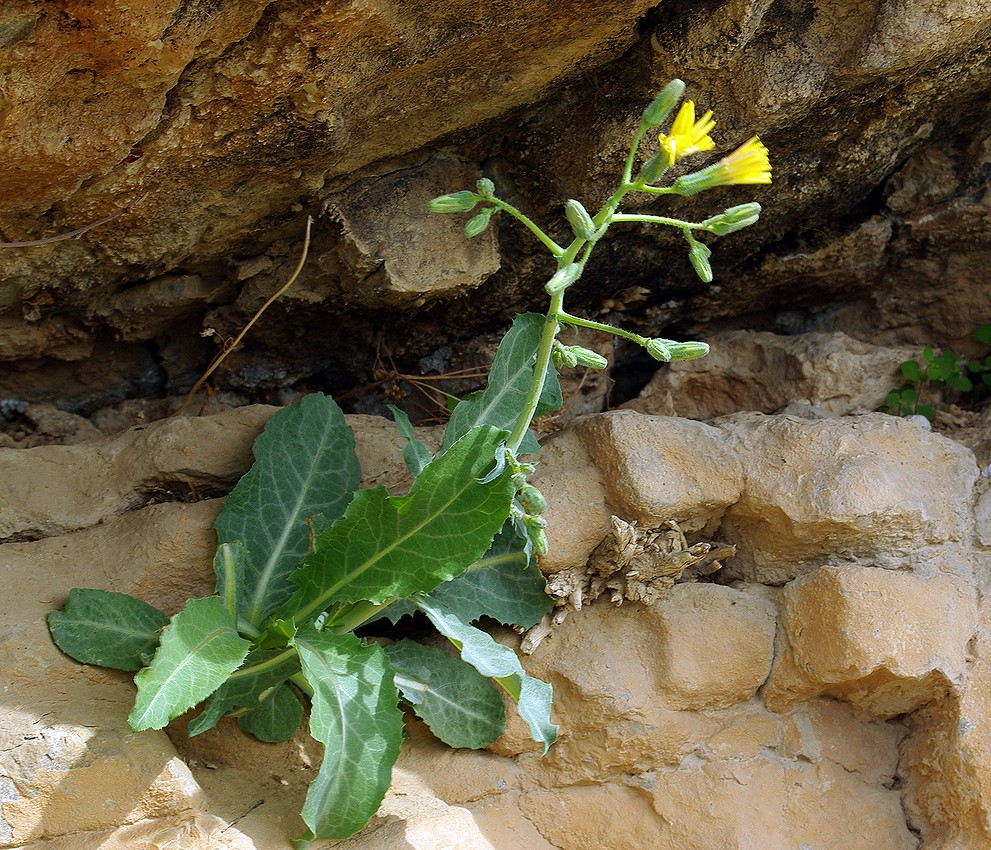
[657,101,716,167]
[673,136,772,196]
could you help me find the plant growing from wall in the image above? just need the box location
[882,324,991,419]
[48,79,770,847]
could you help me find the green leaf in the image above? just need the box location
[129,596,252,731]
[215,393,361,628]
[278,425,515,626]
[292,628,403,843]
[900,386,918,405]
[975,324,991,346]
[423,523,552,628]
[48,589,169,671]
[415,598,557,753]
[442,314,562,452]
[238,682,305,742]
[385,640,505,749]
[188,646,301,736]
[900,360,924,382]
[387,404,433,477]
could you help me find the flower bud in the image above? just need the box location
[464,208,495,238]
[687,238,713,283]
[637,154,667,185]
[552,340,578,368]
[702,202,762,235]
[565,199,597,241]
[429,191,479,213]
[545,262,583,294]
[519,483,547,515]
[640,79,686,129]
[567,346,608,370]
[644,338,673,362]
[666,340,710,361]
[475,178,496,199]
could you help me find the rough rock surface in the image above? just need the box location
[3,399,990,849]
[3,0,991,410]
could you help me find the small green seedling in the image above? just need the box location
[883,324,991,419]
[49,80,770,845]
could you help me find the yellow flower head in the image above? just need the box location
[717,136,772,185]
[657,101,716,167]
[674,136,772,196]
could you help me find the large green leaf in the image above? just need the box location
[278,425,515,626]
[292,628,403,845]
[129,596,252,731]
[215,393,360,628]
[187,646,301,736]
[48,588,169,671]
[385,640,505,749]
[237,682,305,743]
[441,314,562,453]
[415,597,557,753]
[423,523,552,628]
[388,404,432,477]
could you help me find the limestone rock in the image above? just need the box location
[573,410,743,534]
[625,330,919,419]
[328,155,501,307]
[763,565,979,717]
[716,412,979,584]
[530,427,612,575]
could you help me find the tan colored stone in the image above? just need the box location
[573,410,743,533]
[900,600,991,849]
[329,155,501,307]
[653,583,777,711]
[764,565,979,716]
[717,412,979,583]
[0,405,438,541]
[625,330,918,419]
[521,784,666,849]
[529,427,612,574]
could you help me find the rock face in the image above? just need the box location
[3,0,991,410]
[3,401,990,849]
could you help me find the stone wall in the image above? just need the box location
[2,0,991,410]
[3,365,989,848]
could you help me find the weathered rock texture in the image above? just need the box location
[2,0,991,411]
[3,400,990,849]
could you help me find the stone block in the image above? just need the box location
[717,412,979,583]
[574,410,743,533]
[763,565,979,716]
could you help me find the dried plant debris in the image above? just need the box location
[521,517,735,654]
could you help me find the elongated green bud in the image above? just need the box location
[429,191,479,213]
[686,237,713,283]
[569,346,608,369]
[637,154,668,186]
[702,202,762,235]
[464,208,495,238]
[519,483,547,515]
[644,338,673,362]
[565,199,596,241]
[552,340,578,368]
[545,262,583,294]
[641,79,685,129]
[667,341,710,361]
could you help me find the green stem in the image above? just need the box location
[290,672,314,698]
[634,184,680,196]
[328,598,398,634]
[556,311,647,346]
[507,289,564,453]
[612,213,699,230]
[488,198,564,257]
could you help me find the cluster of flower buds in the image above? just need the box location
[503,456,549,556]
[552,340,609,370]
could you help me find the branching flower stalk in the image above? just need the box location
[431,78,772,457]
